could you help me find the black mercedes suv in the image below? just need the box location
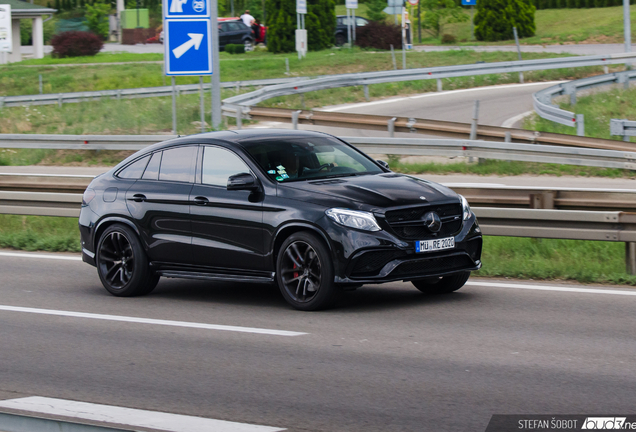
[79,129,482,310]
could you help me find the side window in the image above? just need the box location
[142,152,161,181]
[220,23,228,32]
[117,155,150,179]
[159,146,196,183]
[202,146,251,187]
[356,17,367,26]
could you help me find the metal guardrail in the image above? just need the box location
[0,411,133,432]
[3,173,636,212]
[2,53,635,111]
[223,53,636,109]
[0,77,308,108]
[3,190,635,243]
[611,119,636,142]
[533,70,636,136]
[243,107,636,152]
[1,133,635,169]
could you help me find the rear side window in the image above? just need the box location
[117,155,150,179]
[159,146,196,183]
[142,152,162,181]
[227,22,242,31]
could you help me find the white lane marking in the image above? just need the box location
[321,81,565,112]
[467,281,636,296]
[0,251,82,261]
[0,305,307,336]
[501,109,534,128]
[0,397,285,432]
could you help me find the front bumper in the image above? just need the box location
[322,214,483,285]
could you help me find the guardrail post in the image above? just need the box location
[505,131,511,143]
[604,66,609,74]
[618,72,630,90]
[236,82,240,94]
[437,79,442,92]
[291,110,302,129]
[300,93,305,109]
[236,106,243,130]
[39,74,43,95]
[576,114,585,137]
[390,45,397,70]
[530,192,555,209]
[58,94,62,107]
[388,117,396,137]
[626,242,636,275]
[285,58,290,75]
[364,84,370,101]
[117,89,122,101]
[470,100,479,140]
[0,97,3,110]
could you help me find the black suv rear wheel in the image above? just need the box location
[96,224,159,297]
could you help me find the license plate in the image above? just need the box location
[415,237,455,253]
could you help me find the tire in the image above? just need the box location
[244,38,253,52]
[411,271,470,295]
[96,224,158,297]
[276,232,337,311]
[335,33,346,46]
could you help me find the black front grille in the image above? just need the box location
[350,250,406,277]
[393,254,474,277]
[384,204,462,240]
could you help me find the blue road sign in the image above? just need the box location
[461,0,476,5]
[164,0,210,18]
[165,19,212,75]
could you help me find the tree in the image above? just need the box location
[474,0,535,41]
[265,0,335,53]
[307,0,335,50]
[366,0,388,22]
[419,0,468,38]
[85,0,111,39]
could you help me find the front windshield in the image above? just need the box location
[240,136,383,182]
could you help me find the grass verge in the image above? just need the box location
[388,159,632,178]
[2,214,635,286]
[524,85,636,142]
[0,49,571,97]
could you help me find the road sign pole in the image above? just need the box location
[470,5,474,40]
[171,76,177,134]
[199,76,205,132]
[352,8,356,42]
[625,0,632,53]
[211,0,221,129]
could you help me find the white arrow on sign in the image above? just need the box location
[172,33,204,59]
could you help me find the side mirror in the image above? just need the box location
[376,160,390,171]
[227,173,259,191]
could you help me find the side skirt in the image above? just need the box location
[157,270,276,284]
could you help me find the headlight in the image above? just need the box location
[459,194,472,220]
[325,208,381,232]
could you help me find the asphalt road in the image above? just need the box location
[1,251,635,431]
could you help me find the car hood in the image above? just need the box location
[279,173,459,211]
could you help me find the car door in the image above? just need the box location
[126,145,197,265]
[189,145,267,271]
[218,22,229,49]
[226,21,245,44]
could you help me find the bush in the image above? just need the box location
[85,1,111,40]
[355,21,402,50]
[441,33,457,43]
[225,43,245,54]
[51,31,104,57]
[307,0,336,51]
[474,0,536,41]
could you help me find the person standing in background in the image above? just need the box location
[240,9,255,26]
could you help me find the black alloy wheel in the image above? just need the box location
[276,232,336,311]
[96,224,159,297]
[411,271,470,294]
[335,33,346,46]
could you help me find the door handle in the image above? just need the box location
[129,194,146,202]
[193,196,209,206]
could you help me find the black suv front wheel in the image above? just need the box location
[276,232,337,311]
